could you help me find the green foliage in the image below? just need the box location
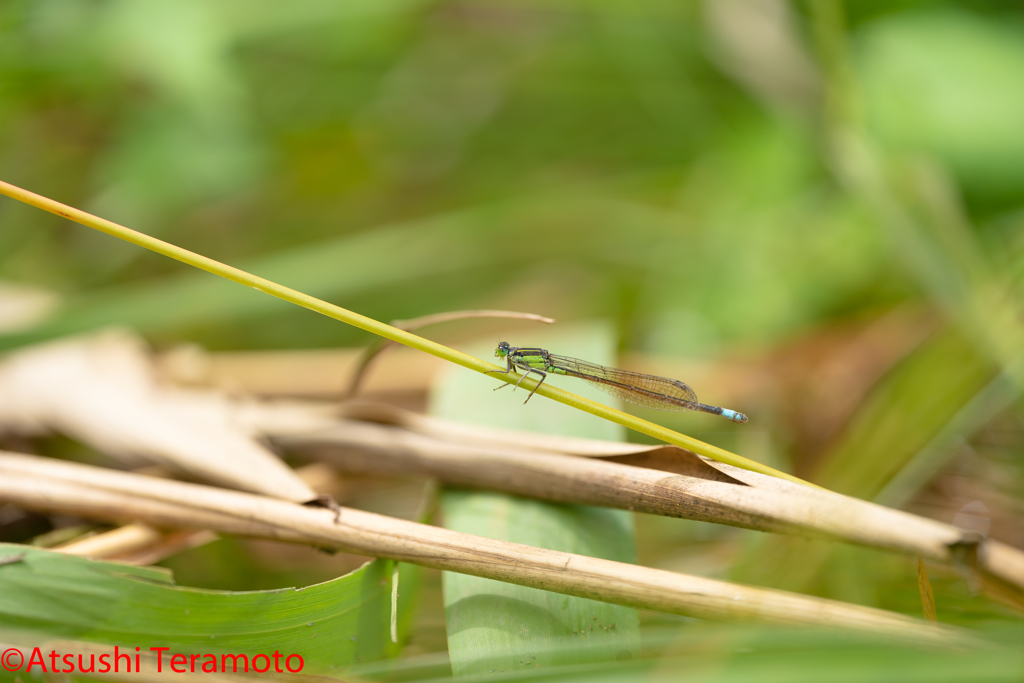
[0,0,909,353]
[432,324,639,677]
[814,327,996,498]
[857,8,1024,203]
[441,493,639,675]
[3,1,1024,680]
[0,543,401,679]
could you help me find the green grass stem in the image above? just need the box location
[0,179,814,488]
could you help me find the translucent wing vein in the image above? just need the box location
[546,354,698,411]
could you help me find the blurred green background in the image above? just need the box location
[3,0,1024,678]
[1,0,1018,353]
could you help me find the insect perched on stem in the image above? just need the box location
[489,341,748,424]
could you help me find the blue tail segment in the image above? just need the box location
[720,408,748,424]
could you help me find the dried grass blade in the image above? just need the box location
[0,452,973,648]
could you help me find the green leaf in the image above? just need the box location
[812,327,995,500]
[0,543,402,678]
[0,209,492,350]
[857,10,1024,200]
[430,322,640,677]
[732,326,996,596]
[0,198,674,351]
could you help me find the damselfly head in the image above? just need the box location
[495,341,511,358]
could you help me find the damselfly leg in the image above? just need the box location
[486,351,548,403]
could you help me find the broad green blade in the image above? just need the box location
[814,327,995,499]
[431,322,640,677]
[363,623,1024,683]
[0,210,489,350]
[0,543,405,679]
[0,199,672,351]
[732,327,996,595]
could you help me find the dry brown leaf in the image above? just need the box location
[279,417,966,555]
[0,451,970,647]
[158,344,443,398]
[0,330,314,502]
[53,523,217,565]
[256,402,1024,606]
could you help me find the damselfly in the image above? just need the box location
[489,341,747,424]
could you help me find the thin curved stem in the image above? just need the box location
[0,179,814,488]
[344,309,555,398]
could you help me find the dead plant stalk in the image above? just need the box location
[0,451,965,647]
